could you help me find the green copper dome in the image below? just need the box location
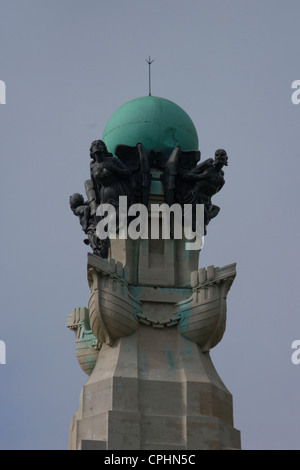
[102,95,198,157]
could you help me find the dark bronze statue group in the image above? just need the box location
[70,140,228,258]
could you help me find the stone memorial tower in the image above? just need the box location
[68,95,241,450]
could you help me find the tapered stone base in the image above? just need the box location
[69,326,240,450]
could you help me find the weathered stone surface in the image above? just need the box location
[69,326,240,450]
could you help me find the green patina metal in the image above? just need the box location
[102,95,198,157]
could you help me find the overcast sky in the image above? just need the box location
[0,0,300,450]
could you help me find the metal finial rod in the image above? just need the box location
[145,56,154,96]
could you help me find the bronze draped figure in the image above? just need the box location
[70,140,228,257]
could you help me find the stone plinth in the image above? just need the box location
[69,325,240,450]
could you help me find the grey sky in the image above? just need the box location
[0,0,299,449]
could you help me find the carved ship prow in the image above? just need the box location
[68,255,236,374]
[67,307,101,375]
[87,253,140,346]
[175,263,236,351]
